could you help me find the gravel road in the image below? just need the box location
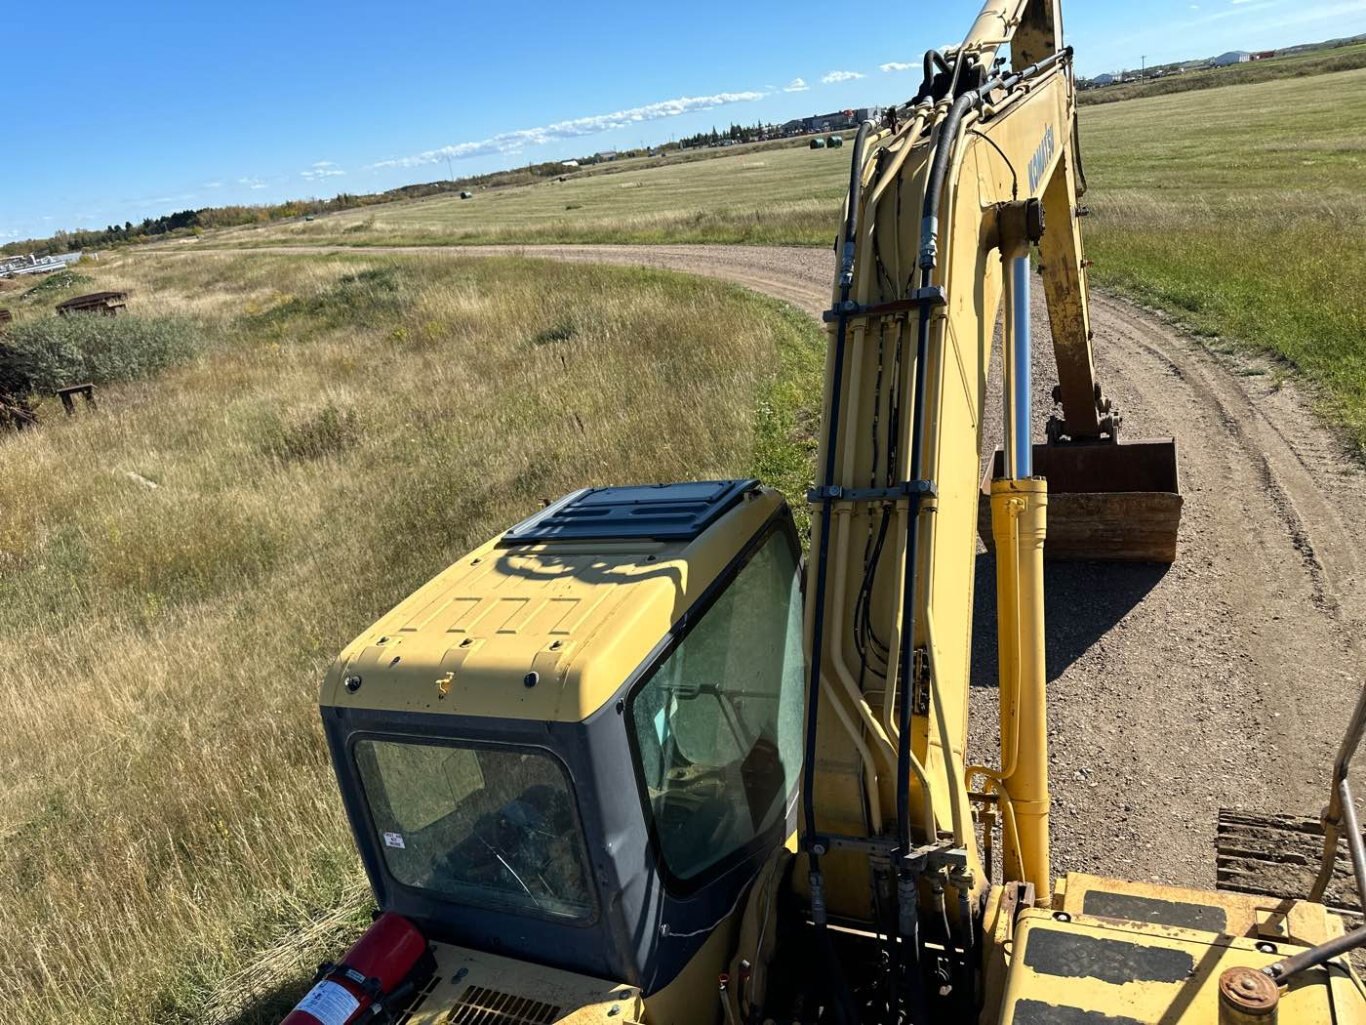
[176,242,1366,889]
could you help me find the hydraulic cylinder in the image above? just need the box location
[991,478,1050,904]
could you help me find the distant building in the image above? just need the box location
[561,160,580,168]
[1211,51,1251,66]
[1092,73,1116,86]
[595,150,618,161]
[1250,50,1277,61]
[0,251,82,277]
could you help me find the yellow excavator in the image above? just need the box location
[284,2,1366,1023]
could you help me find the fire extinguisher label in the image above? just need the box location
[295,980,360,1025]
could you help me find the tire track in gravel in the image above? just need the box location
[153,242,1366,891]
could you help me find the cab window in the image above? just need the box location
[629,529,804,882]
[355,740,597,922]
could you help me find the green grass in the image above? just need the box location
[0,251,823,1025]
[1080,68,1366,448]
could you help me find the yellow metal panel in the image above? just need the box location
[407,940,642,1025]
[321,491,785,724]
[997,875,1366,1024]
[1057,873,1344,948]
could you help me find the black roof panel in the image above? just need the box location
[500,479,760,545]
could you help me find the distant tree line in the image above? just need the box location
[676,121,777,149]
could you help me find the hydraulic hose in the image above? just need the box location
[897,46,1074,858]
[799,120,879,1025]
[894,297,934,855]
[921,49,952,91]
[918,47,1074,284]
[840,120,878,287]
[806,119,876,841]
[805,119,880,852]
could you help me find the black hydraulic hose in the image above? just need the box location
[895,48,1076,858]
[805,119,879,848]
[918,47,1074,284]
[922,48,951,86]
[802,399,844,851]
[800,118,880,1025]
[1072,116,1089,196]
[839,120,877,287]
[894,306,933,855]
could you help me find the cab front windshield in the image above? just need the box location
[355,740,596,922]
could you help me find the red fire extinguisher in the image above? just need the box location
[282,912,428,1025]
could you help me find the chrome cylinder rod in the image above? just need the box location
[1003,250,1033,479]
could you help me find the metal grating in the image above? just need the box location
[445,985,562,1025]
[394,973,442,1025]
[499,479,759,545]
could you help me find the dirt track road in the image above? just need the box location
[173,242,1366,889]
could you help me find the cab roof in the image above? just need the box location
[321,481,786,725]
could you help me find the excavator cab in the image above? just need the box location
[319,480,808,1021]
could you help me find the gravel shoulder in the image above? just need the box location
[158,241,1366,890]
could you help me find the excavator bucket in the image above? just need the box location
[978,438,1182,563]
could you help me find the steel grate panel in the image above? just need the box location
[446,985,562,1025]
[394,973,442,1025]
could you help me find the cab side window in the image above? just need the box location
[630,530,804,882]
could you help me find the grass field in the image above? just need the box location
[183,67,1366,449]
[0,253,822,1024]
[186,144,853,250]
[1082,69,1366,447]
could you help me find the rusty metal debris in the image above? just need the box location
[55,291,128,317]
[56,383,97,416]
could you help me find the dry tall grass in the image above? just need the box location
[0,251,821,1024]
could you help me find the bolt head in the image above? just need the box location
[1219,967,1278,1013]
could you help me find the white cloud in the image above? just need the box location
[301,161,346,181]
[238,177,268,191]
[821,70,866,84]
[880,61,916,72]
[204,181,224,189]
[372,90,767,170]
[784,77,809,92]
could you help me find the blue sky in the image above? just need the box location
[5,0,1364,242]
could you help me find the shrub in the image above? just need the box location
[2,314,198,394]
[253,266,406,330]
[263,401,362,462]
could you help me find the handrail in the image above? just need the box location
[1266,679,1366,982]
